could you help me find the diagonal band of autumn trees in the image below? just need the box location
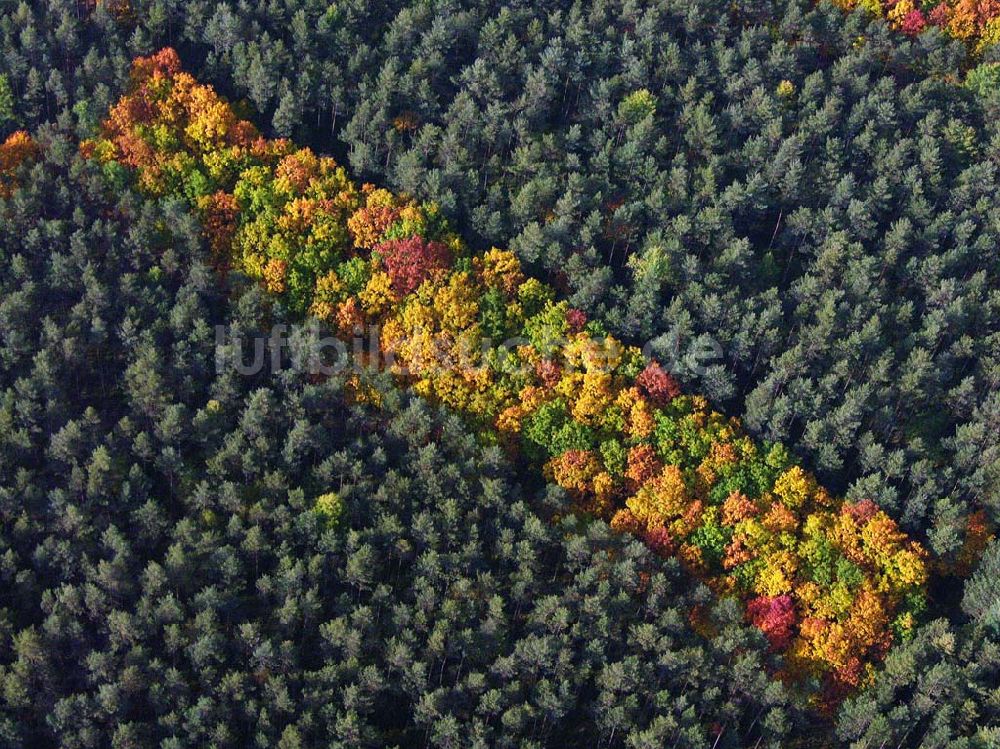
[834,0,1000,49]
[9,48,990,702]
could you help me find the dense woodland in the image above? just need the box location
[0,143,808,747]
[1,0,1000,746]
[71,48,937,701]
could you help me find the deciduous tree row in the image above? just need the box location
[77,49,946,700]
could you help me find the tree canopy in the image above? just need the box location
[1,0,999,744]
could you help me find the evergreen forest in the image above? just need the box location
[2,0,1000,746]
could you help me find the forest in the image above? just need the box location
[1,0,1000,746]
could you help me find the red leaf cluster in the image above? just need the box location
[635,361,681,407]
[376,236,451,296]
[746,595,797,651]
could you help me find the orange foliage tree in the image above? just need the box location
[0,131,37,198]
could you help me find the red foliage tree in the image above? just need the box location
[844,498,879,525]
[746,595,797,651]
[566,308,587,332]
[928,2,951,26]
[901,8,928,34]
[635,361,682,407]
[644,526,675,558]
[376,236,451,295]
